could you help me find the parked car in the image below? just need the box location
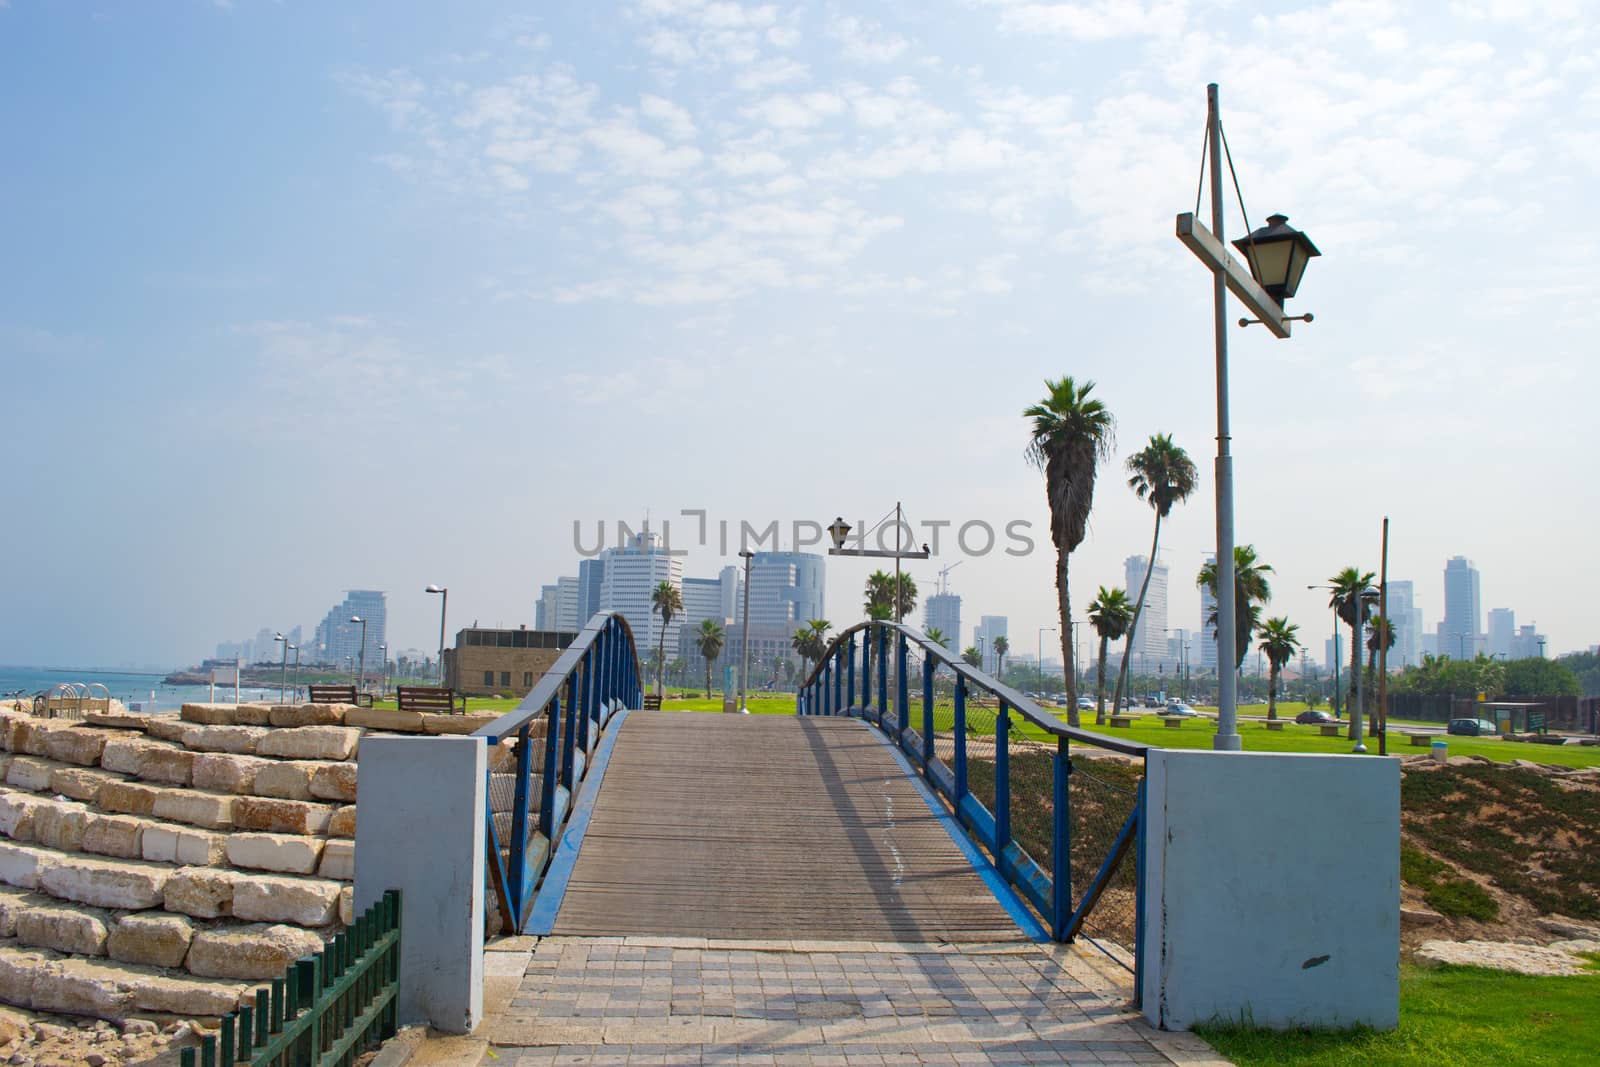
[1076,697,1094,710]
[1448,718,1500,737]
[1161,701,1199,717]
[1295,709,1338,725]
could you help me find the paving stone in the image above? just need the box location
[270,703,350,728]
[97,781,161,817]
[252,761,318,801]
[141,824,226,867]
[328,804,356,838]
[136,746,197,786]
[163,867,244,919]
[231,874,341,926]
[186,923,327,981]
[256,726,361,761]
[180,725,269,756]
[151,789,235,830]
[225,832,325,875]
[80,814,147,860]
[191,752,271,794]
[232,796,332,835]
[309,761,358,802]
[16,902,112,956]
[31,800,89,852]
[318,839,354,882]
[5,757,56,792]
[47,766,128,804]
[39,727,113,768]
[38,855,171,910]
[0,842,59,890]
[106,913,194,969]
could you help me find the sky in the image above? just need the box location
[3,0,1597,670]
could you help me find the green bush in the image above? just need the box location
[1424,879,1499,921]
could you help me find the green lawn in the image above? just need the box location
[1198,961,1600,1066]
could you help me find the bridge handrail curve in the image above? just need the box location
[474,610,643,745]
[803,619,1147,757]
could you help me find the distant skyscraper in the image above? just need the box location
[1486,608,1515,659]
[1123,555,1169,660]
[681,567,740,629]
[975,616,1008,673]
[747,552,825,630]
[1442,556,1481,658]
[1385,580,1421,668]
[924,594,961,654]
[599,531,684,659]
[577,557,606,625]
[1199,554,1218,672]
[321,591,386,671]
[1510,624,1546,659]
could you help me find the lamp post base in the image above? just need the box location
[1213,733,1242,752]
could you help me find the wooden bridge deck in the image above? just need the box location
[550,712,1029,942]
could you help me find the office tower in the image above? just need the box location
[1199,554,1218,671]
[320,590,386,670]
[925,594,961,654]
[578,557,606,623]
[1123,555,1170,661]
[1486,608,1515,659]
[975,616,1008,673]
[1509,625,1546,659]
[600,531,684,661]
[1384,580,1421,668]
[747,552,825,629]
[682,567,741,629]
[1441,556,1482,658]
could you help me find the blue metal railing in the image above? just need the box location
[800,621,1148,980]
[473,611,642,934]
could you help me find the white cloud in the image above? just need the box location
[828,15,910,63]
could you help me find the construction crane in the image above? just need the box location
[935,560,963,596]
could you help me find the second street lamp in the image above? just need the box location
[425,585,448,686]
[826,505,930,623]
[350,616,368,696]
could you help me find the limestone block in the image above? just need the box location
[0,754,10,780]
[339,885,354,925]
[137,746,196,786]
[84,712,149,731]
[309,761,358,802]
[0,714,23,753]
[318,839,354,882]
[257,726,360,761]
[107,913,194,969]
[131,970,249,1017]
[97,780,161,816]
[47,766,127,803]
[0,886,38,936]
[252,761,317,801]
[226,832,325,875]
[181,725,268,756]
[140,824,226,867]
[11,720,50,757]
[191,753,270,794]
[183,703,274,727]
[16,903,111,957]
[0,842,59,890]
[5,757,56,792]
[31,957,138,1020]
[80,813,148,860]
[345,708,423,732]
[0,945,48,1011]
[40,855,171,910]
[422,712,497,735]
[151,789,235,830]
[103,736,167,775]
[270,703,349,728]
[186,923,326,980]
[163,867,244,919]
[328,805,356,838]
[30,799,88,852]
[0,793,44,840]
[230,875,341,927]
[40,727,113,768]
[232,797,332,836]
[144,717,193,743]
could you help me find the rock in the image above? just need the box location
[232,797,332,836]
[31,958,138,1020]
[309,762,357,803]
[10,721,50,758]
[0,887,35,936]
[1548,937,1600,955]
[95,781,160,817]
[143,717,192,744]
[16,903,111,957]
[4,759,55,793]
[162,867,243,919]
[317,840,354,882]
[84,1054,104,1067]
[190,753,269,795]
[252,762,317,801]
[225,833,324,876]
[179,726,268,756]
[344,708,422,732]
[269,704,348,728]
[130,971,249,1017]
[106,913,193,969]
[1536,915,1600,940]
[39,855,171,910]
[136,747,196,786]
[39,729,112,768]
[119,1019,158,1035]
[0,1014,18,1046]
[151,789,234,831]
[339,885,354,925]
[99,738,159,776]
[422,712,496,735]
[1415,938,1597,976]
[83,713,146,732]
[45,768,125,805]
[185,924,326,981]
[140,825,225,867]
[230,875,341,926]
[1400,905,1444,926]
[0,794,44,839]
[328,805,356,839]
[0,843,58,890]
[0,946,48,1011]
[256,727,360,762]
[80,814,147,860]
[30,801,88,853]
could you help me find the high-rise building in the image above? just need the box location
[1510,624,1546,659]
[975,616,1008,673]
[1442,556,1482,658]
[924,594,961,654]
[535,585,558,631]
[1384,580,1421,668]
[1199,554,1218,672]
[682,567,741,630]
[1486,608,1515,660]
[320,591,386,672]
[1123,555,1169,661]
[747,552,825,630]
[577,557,607,625]
[599,531,684,661]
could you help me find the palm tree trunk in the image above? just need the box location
[1268,663,1278,719]
[1112,513,1161,717]
[705,658,713,698]
[1057,550,1080,727]
[1095,635,1108,725]
[657,628,667,698]
[1347,622,1362,739]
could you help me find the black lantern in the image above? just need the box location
[827,516,851,551]
[1232,213,1319,303]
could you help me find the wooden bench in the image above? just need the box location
[641,694,662,711]
[395,686,464,714]
[1108,715,1134,728]
[307,685,373,708]
[1164,717,1185,728]
[1263,720,1284,731]
[1407,732,1435,747]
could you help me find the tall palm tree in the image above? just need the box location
[962,646,982,668]
[695,619,725,697]
[1328,567,1376,737]
[1257,617,1301,720]
[1197,545,1274,673]
[1025,376,1115,727]
[993,636,1009,678]
[791,618,832,682]
[863,571,916,622]
[1088,586,1133,725]
[1112,434,1198,717]
[924,627,946,651]
[1366,614,1397,740]
[650,580,682,697]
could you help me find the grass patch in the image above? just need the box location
[1198,962,1600,1066]
[1399,844,1499,921]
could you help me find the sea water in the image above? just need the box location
[0,665,279,712]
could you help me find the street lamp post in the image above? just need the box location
[273,633,287,705]
[737,550,754,714]
[425,585,448,686]
[1176,83,1319,752]
[1038,627,1055,694]
[826,508,931,623]
[290,645,299,703]
[378,644,387,697]
[350,616,368,695]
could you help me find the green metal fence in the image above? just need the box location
[180,889,401,1067]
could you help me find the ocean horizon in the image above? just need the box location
[0,664,282,713]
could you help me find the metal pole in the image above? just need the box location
[279,642,287,705]
[1208,82,1240,752]
[1377,517,1390,757]
[437,590,448,686]
[894,501,903,624]
[357,619,367,696]
[738,550,754,713]
[1353,600,1367,753]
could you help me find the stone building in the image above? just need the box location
[443,626,576,697]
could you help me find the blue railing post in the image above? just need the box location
[540,697,560,839]
[1051,738,1071,940]
[562,675,578,786]
[896,632,909,738]
[577,658,592,753]
[823,663,832,716]
[510,720,534,921]
[834,646,844,712]
[1134,771,1147,1006]
[846,637,856,713]
[860,630,871,713]
[921,653,934,770]
[996,699,1011,853]
[953,675,968,800]
[876,627,888,725]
